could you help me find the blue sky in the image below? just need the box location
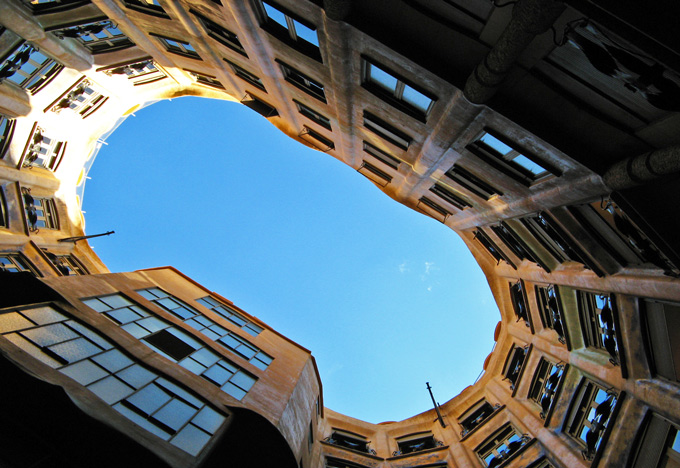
[83,96,499,424]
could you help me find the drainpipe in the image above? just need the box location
[463,0,565,104]
[603,145,680,190]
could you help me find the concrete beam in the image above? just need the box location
[463,0,565,104]
[603,145,680,190]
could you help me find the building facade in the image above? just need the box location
[0,0,679,467]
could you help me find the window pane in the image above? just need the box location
[93,349,133,373]
[263,3,287,27]
[60,360,108,385]
[48,337,102,363]
[153,398,195,431]
[23,306,66,325]
[89,376,135,404]
[480,134,513,155]
[192,407,225,434]
[125,383,172,416]
[402,85,432,113]
[369,64,398,91]
[513,155,546,176]
[171,424,211,456]
[294,20,318,46]
[21,323,79,347]
[0,312,34,333]
[117,364,157,389]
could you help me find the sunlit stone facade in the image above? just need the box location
[0,0,678,467]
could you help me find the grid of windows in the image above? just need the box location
[363,111,412,150]
[361,58,435,120]
[258,0,320,61]
[52,21,134,54]
[476,424,531,467]
[104,59,165,85]
[577,291,620,365]
[225,60,265,91]
[22,188,58,231]
[0,253,36,274]
[196,296,264,336]
[138,288,272,369]
[0,42,62,94]
[468,131,557,186]
[565,379,618,460]
[0,304,226,456]
[278,61,326,102]
[151,34,201,59]
[82,294,257,400]
[528,359,564,419]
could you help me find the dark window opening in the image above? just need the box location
[144,329,196,361]
[460,400,497,437]
[446,164,502,200]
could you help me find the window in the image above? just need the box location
[629,414,680,468]
[361,58,435,120]
[491,223,545,269]
[0,304,226,456]
[565,379,618,461]
[363,111,412,150]
[45,252,88,275]
[295,100,331,130]
[191,10,247,57]
[103,59,166,85]
[429,184,472,210]
[325,458,369,468]
[22,125,66,171]
[187,70,224,89]
[123,0,169,18]
[139,288,273,369]
[573,200,679,276]
[521,212,586,265]
[393,433,442,456]
[0,42,63,94]
[362,141,400,170]
[502,345,528,391]
[476,424,531,467]
[22,188,58,231]
[278,61,325,102]
[0,189,6,228]
[151,34,201,59]
[445,164,502,200]
[577,291,620,366]
[50,80,108,118]
[467,131,558,186]
[642,299,680,382]
[418,197,450,222]
[0,115,15,158]
[474,229,514,268]
[299,126,334,152]
[22,0,90,14]
[51,21,134,54]
[535,285,567,344]
[258,0,321,61]
[196,296,264,336]
[459,400,497,437]
[241,92,278,118]
[324,430,375,454]
[308,420,314,453]
[0,253,37,274]
[225,60,265,91]
[528,359,564,419]
[82,294,257,400]
[509,281,530,327]
[358,161,392,187]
